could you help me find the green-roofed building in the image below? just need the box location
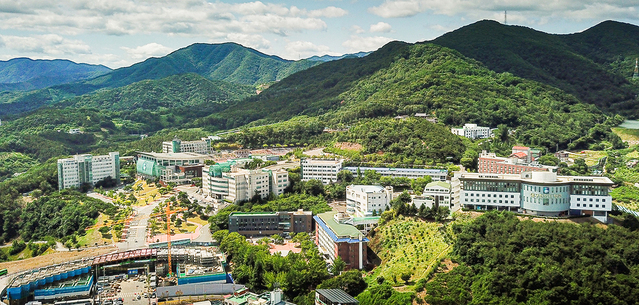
[314,211,368,270]
[413,181,452,210]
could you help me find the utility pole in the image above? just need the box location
[633,58,638,80]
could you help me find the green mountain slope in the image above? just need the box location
[0,43,317,117]
[431,20,638,116]
[0,58,111,91]
[199,41,409,128]
[82,42,318,89]
[209,42,621,151]
[58,73,255,111]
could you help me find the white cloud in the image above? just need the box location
[368,0,639,21]
[369,1,423,18]
[0,1,346,38]
[0,34,91,55]
[225,33,271,50]
[308,6,348,18]
[284,40,336,59]
[342,35,394,53]
[351,25,365,34]
[121,43,173,60]
[370,21,392,33]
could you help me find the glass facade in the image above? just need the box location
[463,180,520,192]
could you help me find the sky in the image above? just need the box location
[0,0,638,69]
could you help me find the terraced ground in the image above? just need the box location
[367,212,475,285]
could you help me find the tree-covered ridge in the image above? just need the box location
[332,43,619,150]
[425,212,639,304]
[431,20,639,117]
[203,41,410,129]
[59,73,255,111]
[0,58,111,91]
[0,43,317,117]
[82,42,318,89]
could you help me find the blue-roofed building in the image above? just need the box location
[314,211,368,270]
[342,166,447,181]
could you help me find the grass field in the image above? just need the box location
[568,150,607,166]
[612,127,639,143]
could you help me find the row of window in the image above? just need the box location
[465,198,516,204]
[575,203,605,209]
[468,193,516,198]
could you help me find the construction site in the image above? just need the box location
[1,247,243,305]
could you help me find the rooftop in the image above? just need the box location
[347,185,386,193]
[316,211,366,241]
[458,172,614,185]
[343,166,446,173]
[512,146,530,150]
[316,289,358,304]
[425,181,451,189]
[139,152,206,159]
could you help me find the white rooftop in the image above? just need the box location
[348,185,386,193]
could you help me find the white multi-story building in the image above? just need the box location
[203,163,289,204]
[345,185,392,217]
[301,158,343,184]
[162,137,211,154]
[457,171,614,223]
[451,123,493,139]
[57,152,120,190]
[413,181,452,210]
[343,166,448,181]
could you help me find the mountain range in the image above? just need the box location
[0,58,110,91]
[0,19,637,160]
[431,20,639,116]
[0,42,320,116]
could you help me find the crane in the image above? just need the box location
[164,200,187,279]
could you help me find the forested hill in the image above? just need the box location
[431,20,639,117]
[57,73,255,111]
[0,58,110,92]
[198,42,620,151]
[81,42,318,89]
[0,42,318,117]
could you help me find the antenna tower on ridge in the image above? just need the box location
[504,11,507,25]
[633,58,638,80]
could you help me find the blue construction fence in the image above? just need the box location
[7,267,92,300]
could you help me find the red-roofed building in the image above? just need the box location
[478,147,557,175]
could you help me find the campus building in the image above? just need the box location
[202,163,289,204]
[136,152,205,184]
[162,137,212,154]
[478,147,557,175]
[301,158,343,184]
[456,171,614,223]
[343,166,448,181]
[228,210,313,237]
[57,152,120,190]
[412,181,452,210]
[345,185,392,217]
[451,123,493,139]
[314,211,368,270]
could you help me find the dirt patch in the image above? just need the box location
[334,142,362,151]
[438,258,458,273]
[0,247,116,274]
